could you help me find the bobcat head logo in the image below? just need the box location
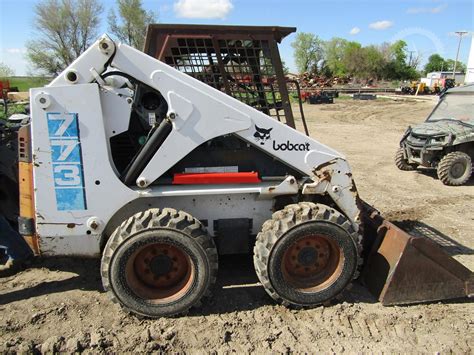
[254,125,273,145]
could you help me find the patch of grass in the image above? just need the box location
[336,94,352,100]
[6,76,51,92]
[376,96,394,102]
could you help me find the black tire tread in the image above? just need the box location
[253,202,362,307]
[101,208,217,317]
[395,147,415,171]
[437,151,472,186]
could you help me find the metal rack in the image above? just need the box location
[144,24,297,129]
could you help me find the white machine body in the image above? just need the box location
[28,35,360,256]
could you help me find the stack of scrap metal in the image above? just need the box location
[292,73,351,90]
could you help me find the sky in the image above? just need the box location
[0,0,473,76]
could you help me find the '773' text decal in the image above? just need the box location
[46,112,87,210]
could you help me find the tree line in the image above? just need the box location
[291,32,466,81]
[424,54,467,74]
[26,0,156,76]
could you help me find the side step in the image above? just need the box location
[361,203,473,306]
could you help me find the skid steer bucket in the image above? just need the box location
[361,203,473,306]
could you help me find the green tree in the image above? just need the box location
[108,0,156,50]
[338,44,386,79]
[291,32,324,73]
[322,39,391,79]
[323,37,348,77]
[363,45,386,79]
[424,54,445,73]
[341,41,364,77]
[0,62,14,79]
[444,59,467,73]
[391,40,407,65]
[424,55,466,74]
[383,40,419,80]
[26,0,103,76]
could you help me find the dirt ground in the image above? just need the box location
[1,97,473,353]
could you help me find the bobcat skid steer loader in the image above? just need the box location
[16,35,472,318]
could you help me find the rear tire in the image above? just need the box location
[101,208,217,318]
[395,147,415,171]
[253,202,361,307]
[437,151,472,186]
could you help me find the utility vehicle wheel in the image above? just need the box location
[254,203,361,307]
[437,151,472,186]
[395,148,415,171]
[101,208,217,318]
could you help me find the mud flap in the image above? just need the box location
[361,204,473,306]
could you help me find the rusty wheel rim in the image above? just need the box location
[281,234,344,292]
[125,242,194,304]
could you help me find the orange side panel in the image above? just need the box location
[18,161,40,255]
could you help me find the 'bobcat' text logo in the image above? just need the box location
[253,124,311,151]
[273,141,311,151]
[254,125,272,145]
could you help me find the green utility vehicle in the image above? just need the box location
[396,84,474,186]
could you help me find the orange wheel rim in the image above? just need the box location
[125,242,194,304]
[281,234,344,292]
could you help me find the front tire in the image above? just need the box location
[253,203,361,307]
[437,151,472,186]
[101,208,218,318]
[395,147,416,171]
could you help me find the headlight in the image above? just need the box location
[428,135,448,144]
